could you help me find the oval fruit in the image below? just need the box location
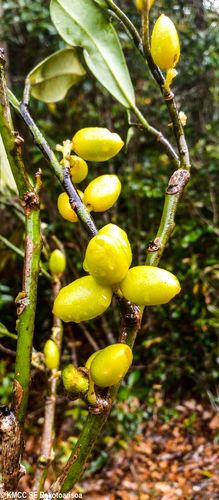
[83,228,132,285]
[98,224,132,264]
[49,249,66,276]
[151,14,180,70]
[84,175,121,212]
[90,343,133,387]
[85,350,101,370]
[70,155,88,183]
[53,275,113,323]
[119,266,181,305]
[57,190,83,222]
[62,364,88,394]
[72,127,124,162]
[44,339,60,370]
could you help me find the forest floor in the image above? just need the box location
[78,399,219,499]
[19,398,219,499]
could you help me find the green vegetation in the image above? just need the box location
[0,0,218,493]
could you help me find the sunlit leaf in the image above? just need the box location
[27,48,86,102]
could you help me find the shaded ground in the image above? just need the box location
[18,398,219,498]
[78,399,219,499]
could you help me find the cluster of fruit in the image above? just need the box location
[53,220,181,324]
[62,343,133,404]
[42,5,182,395]
[57,128,123,222]
[52,127,181,325]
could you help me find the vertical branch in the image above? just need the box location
[0,49,42,491]
[32,276,63,497]
[13,187,42,424]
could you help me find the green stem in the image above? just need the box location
[0,325,17,340]
[0,51,42,429]
[47,302,141,494]
[146,168,190,267]
[105,0,143,52]
[48,413,110,494]
[13,203,41,423]
[0,233,51,281]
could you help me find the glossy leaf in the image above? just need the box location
[27,48,86,102]
[50,0,135,108]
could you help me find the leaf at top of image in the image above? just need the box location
[50,0,135,108]
[27,47,86,103]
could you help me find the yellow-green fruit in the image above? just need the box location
[53,276,113,323]
[85,350,102,370]
[57,190,83,222]
[119,266,181,305]
[62,364,88,394]
[135,0,155,12]
[151,14,180,70]
[84,175,121,212]
[70,155,88,183]
[72,127,124,162]
[44,339,60,370]
[83,227,132,285]
[49,249,66,276]
[90,344,133,387]
[98,224,132,264]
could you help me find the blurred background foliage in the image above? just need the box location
[0,0,219,473]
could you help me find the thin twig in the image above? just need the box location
[0,344,16,356]
[8,90,98,238]
[32,276,63,497]
[0,234,51,280]
[78,323,100,352]
[131,104,180,167]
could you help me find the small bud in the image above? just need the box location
[62,364,88,394]
[44,339,60,370]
